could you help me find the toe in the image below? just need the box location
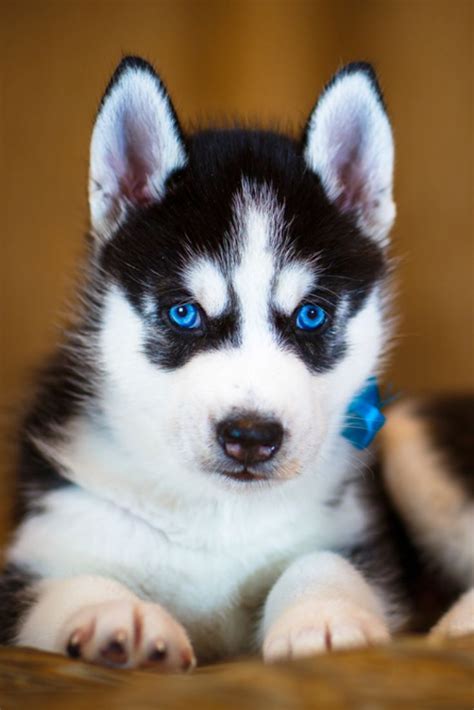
[99,630,130,666]
[146,638,168,664]
[329,624,367,650]
[180,648,196,672]
[291,626,328,657]
[66,620,95,660]
[263,635,290,663]
[138,603,195,672]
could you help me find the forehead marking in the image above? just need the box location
[142,293,157,318]
[274,263,316,315]
[184,258,229,317]
[232,181,284,345]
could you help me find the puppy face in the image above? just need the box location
[87,59,394,492]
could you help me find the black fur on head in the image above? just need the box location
[99,124,386,373]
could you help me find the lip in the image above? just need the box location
[222,469,268,483]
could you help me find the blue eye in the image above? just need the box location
[168,303,202,330]
[295,304,327,331]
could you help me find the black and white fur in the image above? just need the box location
[1,58,472,670]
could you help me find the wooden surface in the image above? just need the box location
[1,636,473,709]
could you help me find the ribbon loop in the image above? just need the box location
[342,376,386,450]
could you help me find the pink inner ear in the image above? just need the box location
[327,121,370,218]
[119,174,154,206]
[117,144,156,207]
[335,154,366,216]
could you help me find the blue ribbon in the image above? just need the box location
[342,376,387,450]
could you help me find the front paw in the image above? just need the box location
[59,599,196,672]
[263,597,390,662]
[430,589,474,640]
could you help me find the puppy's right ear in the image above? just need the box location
[89,56,186,240]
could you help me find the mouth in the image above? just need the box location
[223,468,268,483]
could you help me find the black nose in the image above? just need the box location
[217,416,283,465]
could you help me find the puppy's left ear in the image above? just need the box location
[89,56,187,240]
[303,63,395,246]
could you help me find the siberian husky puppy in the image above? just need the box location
[1,57,472,671]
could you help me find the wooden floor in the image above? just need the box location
[1,635,473,709]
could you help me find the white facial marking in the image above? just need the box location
[142,293,156,318]
[232,181,284,345]
[184,259,229,317]
[274,263,316,315]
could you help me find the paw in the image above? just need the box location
[59,599,195,671]
[430,589,474,640]
[263,598,390,663]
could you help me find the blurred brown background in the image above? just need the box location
[1,1,473,540]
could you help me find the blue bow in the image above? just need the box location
[342,377,387,450]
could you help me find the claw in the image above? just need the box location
[66,630,82,659]
[148,638,167,662]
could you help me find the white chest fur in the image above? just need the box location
[9,439,369,659]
